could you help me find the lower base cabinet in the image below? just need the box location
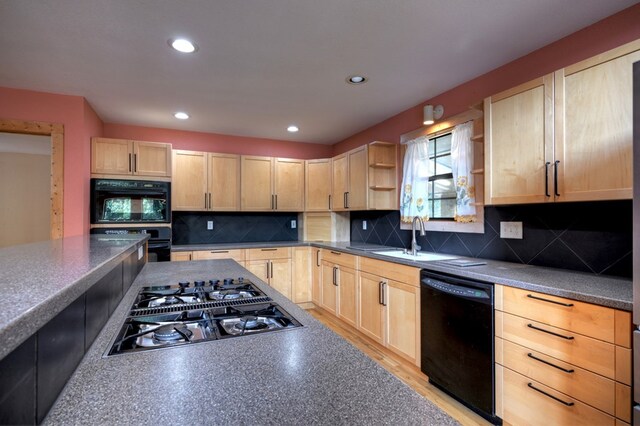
[246,248,292,300]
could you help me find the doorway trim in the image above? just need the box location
[0,119,64,239]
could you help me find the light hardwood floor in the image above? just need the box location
[306,307,491,426]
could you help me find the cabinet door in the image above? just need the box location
[133,141,171,177]
[91,137,132,175]
[347,146,368,210]
[305,159,332,211]
[331,154,348,211]
[337,266,357,328]
[386,279,420,365]
[292,247,311,303]
[208,153,240,210]
[274,158,305,211]
[554,43,639,202]
[172,150,208,210]
[241,156,273,211]
[311,248,322,305]
[485,75,553,205]
[270,258,292,300]
[321,262,338,315]
[358,272,385,345]
[247,260,270,283]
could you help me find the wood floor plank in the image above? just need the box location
[306,307,491,426]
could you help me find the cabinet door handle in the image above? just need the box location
[544,162,551,197]
[208,193,212,209]
[204,193,208,209]
[129,153,133,172]
[269,261,273,280]
[527,323,574,340]
[271,194,274,210]
[316,250,320,267]
[328,194,331,210]
[554,160,560,197]
[335,267,339,286]
[345,191,349,208]
[382,281,387,306]
[275,194,278,210]
[266,261,270,279]
[527,353,574,373]
[343,192,347,208]
[527,383,574,406]
[526,293,574,307]
[133,154,137,173]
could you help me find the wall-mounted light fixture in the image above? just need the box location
[423,104,444,125]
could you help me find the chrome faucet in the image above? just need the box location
[411,216,426,256]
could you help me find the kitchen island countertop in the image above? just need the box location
[43,259,458,425]
[173,241,632,311]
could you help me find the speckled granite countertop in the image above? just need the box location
[0,234,149,361]
[173,241,632,311]
[43,260,458,426]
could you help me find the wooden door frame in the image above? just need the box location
[0,119,64,239]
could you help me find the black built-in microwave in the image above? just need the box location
[90,178,171,224]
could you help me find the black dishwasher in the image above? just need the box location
[420,270,500,424]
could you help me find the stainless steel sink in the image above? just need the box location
[372,250,458,262]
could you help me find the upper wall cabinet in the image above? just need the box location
[91,137,171,178]
[332,145,367,211]
[305,159,332,211]
[241,156,304,211]
[485,40,640,205]
[172,150,240,211]
[367,141,398,210]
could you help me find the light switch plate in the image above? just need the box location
[291,220,296,229]
[500,221,523,239]
[207,221,214,230]
[362,221,367,230]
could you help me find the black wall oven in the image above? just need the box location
[91,179,172,262]
[91,178,170,224]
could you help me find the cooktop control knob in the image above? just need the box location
[238,277,244,282]
[194,280,205,287]
[223,278,233,285]
[209,279,220,285]
[178,281,190,288]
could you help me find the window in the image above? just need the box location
[426,133,456,220]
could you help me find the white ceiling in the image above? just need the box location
[0,1,637,145]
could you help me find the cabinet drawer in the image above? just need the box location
[500,366,614,426]
[246,247,291,261]
[359,257,419,286]
[496,337,614,415]
[498,286,615,343]
[322,250,357,269]
[496,311,615,379]
[192,249,245,262]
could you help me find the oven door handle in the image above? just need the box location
[147,241,170,249]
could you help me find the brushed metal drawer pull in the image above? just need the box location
[527,353,574,373]
[526,294,574,307]
[330,251,342,255]
[527,383,574,406]
[527,323,574,340]
[209,250,229,254]
[261,248,278,251]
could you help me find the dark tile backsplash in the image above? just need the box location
[172,212,299,245]
[350,200,632,278]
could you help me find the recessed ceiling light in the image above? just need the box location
[287,125,299,133]
[346,75,367,85]
[169,38,198,53]
[174,112,190,120]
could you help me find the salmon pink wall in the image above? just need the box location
[0,87,103,237]
[333,3,640,155]
[103,123,332,159]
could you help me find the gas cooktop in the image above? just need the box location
[107,278,302,356]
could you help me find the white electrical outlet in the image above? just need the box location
[207,221,214,230]
[291,220,296,229]
[500,221,523,239]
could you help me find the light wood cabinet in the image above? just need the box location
[172,150,240,211]
[192,249,245,264]
[485,40,640,205]
[170,251,193,261]
[305,159,332,211]
[332,145,367,210]
[320,262,338,315]
[367,141,398,210]
[241,156,305,211]
[357,257,421,365]
[320,251,358,319]
[91,137,171,177]
[337,265,357,328]
[292,247,311,303]
[246,247,292,299]
[494,284,632,425]
[311,247,322,305]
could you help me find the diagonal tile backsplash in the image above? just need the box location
[350,200,632,278]
[172,212,298,245]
